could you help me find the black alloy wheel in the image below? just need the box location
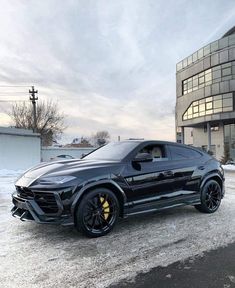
[195,179,222,213]
[76,188,119,237]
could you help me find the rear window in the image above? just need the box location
[168,145,202,160]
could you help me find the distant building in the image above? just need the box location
[176,27,235,160]
[65,137,93,148]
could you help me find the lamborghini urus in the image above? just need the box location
[12,140,225,237]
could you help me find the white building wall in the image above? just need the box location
[184,127,193,145]
[0,127,41,170]
[41,147,94,162]
[193,123,224,160]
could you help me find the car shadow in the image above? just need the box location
[18,205,201,242]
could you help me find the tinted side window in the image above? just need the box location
[136,144,168,161]
[168,145,201,160]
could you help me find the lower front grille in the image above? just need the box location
[15,186,59,214]
[34,192,58,214]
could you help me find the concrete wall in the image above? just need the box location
[0,127,41,170]
[192,123,224,160]
[41,147,94,162]
[184,127,193,145]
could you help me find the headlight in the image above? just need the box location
[37,175,77,185]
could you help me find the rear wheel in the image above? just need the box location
[195,180,222,213]
[75,188,119,237]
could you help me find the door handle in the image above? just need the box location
[163,170,173,177]
[198,166,205,170]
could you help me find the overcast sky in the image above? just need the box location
[0,0,235,143]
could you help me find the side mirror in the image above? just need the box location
[133,152,153,163]
[80,153,87,159]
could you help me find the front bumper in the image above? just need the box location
[11,191,74,226]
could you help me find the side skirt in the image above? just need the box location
[123,194,201,217]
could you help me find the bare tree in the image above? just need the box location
[8,100,66,146]
[92,130,110,146]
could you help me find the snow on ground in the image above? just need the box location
[0,169,234,288]
[0,169,24,177]
[222,164,235,171]
[0,170,23,200]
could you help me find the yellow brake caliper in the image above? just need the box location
[100,197,110,220]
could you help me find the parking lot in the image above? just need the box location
[0,170,234,288]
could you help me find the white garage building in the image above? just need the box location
[0,127,41,170]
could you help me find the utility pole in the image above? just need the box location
[29,86,38,133]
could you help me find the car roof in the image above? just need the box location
[122,139,188,146]
[120,140,204,153]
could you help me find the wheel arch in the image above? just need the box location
[71,180,127,219]
[200,172,224,193]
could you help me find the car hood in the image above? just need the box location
[15,159,123,187]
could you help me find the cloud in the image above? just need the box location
[0,0,235,143]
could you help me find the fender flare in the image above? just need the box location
[71,179,127,216]
[199,171,224,191]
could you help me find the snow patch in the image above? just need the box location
[0,169,24,199]
[222,165,235,171]
[0,169,24,177]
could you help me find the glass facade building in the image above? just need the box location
[176,27,235,160]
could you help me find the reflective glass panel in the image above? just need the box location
[193,52,198,62]
[210,40,218,52]
[206,102,213,110]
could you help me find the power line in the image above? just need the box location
[0,95,28,99]
[0,85,30,88]
[0,95,28,97]
[0,100,27,102]
[0,96,27,98]
[0,91,28,94]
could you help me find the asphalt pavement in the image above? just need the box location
[110,242,235,288]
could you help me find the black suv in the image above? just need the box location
[12,140,225,237]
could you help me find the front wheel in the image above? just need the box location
[75,188,119,237]
[195,180,222,213]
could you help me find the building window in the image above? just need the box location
[182,62,235,95]
[211,125,219,131]
[183,93,233,121]
[176,127,182,133]
[182,68,212,95]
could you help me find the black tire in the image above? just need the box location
[75,188,119,237]
[195,179,222,213]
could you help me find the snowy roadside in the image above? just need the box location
[0,168,234,288]
[0,169,23,200]
[222,164,235,171]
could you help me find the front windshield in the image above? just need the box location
[83,141,139,161]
